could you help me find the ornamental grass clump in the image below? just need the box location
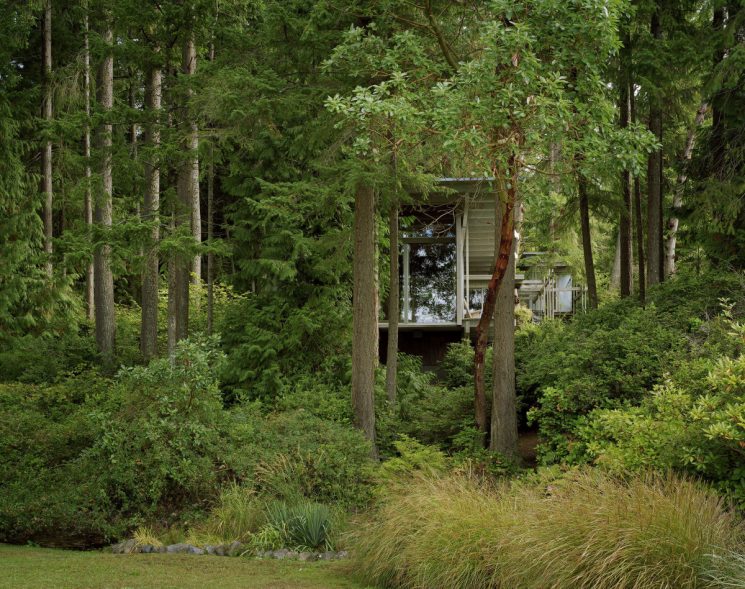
[352,469,745,589]
[266,500,335,551]
[203,483,266,542]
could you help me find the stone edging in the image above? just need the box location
[111,539,348,561]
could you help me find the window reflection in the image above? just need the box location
[407,241,456,323]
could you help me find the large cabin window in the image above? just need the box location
[405,240,456,323]
[383,206,457,324]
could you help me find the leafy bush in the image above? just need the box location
[377,352,476,454]
[353,469,745,589]
[84,338,226,522]
[0,329,97,383]
[225,408,375,508]
[522,271,745,464]
[580,352,745,507]
[0,338,231,546]
[0,373,111,546]
[0,336,377,547]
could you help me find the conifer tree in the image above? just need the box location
[42,0,53,277]
[83,10,94,320]
[141,58,162,361]
[646,2,664,286]
[94,5,116,365]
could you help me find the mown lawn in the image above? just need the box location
[0,545,372,589]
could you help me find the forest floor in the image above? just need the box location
[0,545,371,589]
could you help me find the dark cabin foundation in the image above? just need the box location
[379,325,464,372]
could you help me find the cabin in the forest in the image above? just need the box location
[379,178,586,369]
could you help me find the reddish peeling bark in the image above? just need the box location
[474,155,518,435]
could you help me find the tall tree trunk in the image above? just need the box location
[633,177,646,303]
[666,103,707,277]
[182,36,201,286]
[610,230,621,290]
[169,41,196,355]
[710,7,726,179]
[94,19,116,366]
[490,200,519,458]
[207,147,214,335]
[140,63,161,361]
[352,183,378,458]
[83,12,94,320]
[385,202,399,404]
[577,166,597,309]
[630,73,646,303]
[206,41,215,335]
[128,67,141,305]
[474,155,518,435]
[620,177,633,297]
[568,66,597,310]
[166,86,180,357]
[647,5,664,286]
[167,205,178,358]
[128,72,138,157]
[619,29,633,297]
[42,0,53,277]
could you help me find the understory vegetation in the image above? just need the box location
[2,272,744,583]
[520,270,745,508]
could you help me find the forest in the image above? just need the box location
[1,0,744,587]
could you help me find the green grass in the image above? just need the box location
[0,545,370,589]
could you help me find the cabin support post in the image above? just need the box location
[464,195,470,335]
[456,213,464,326]
[402,243,411,323]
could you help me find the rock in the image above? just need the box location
[166,543,196,554]
[298,552,318,562]
[188,546,205,555]
[214,544,227,557]
[204,545,216,555]
[111,539,138,554]
[227,541,245,556]
[336,550,349,559]
[139,544,157,554]
[319,551,336,561]
[272,548,291,559]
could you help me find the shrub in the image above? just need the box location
[522,271,745,464]
[377,352,477,454]
[224,408,376,509]
[580,352,745,507]
[83,337,226,523]
[0,338,229,546]
[0,374,113,546]
[265,501,335,551]
[0,336,377,547]
[0,330,97,383]
[352,469,745,589]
